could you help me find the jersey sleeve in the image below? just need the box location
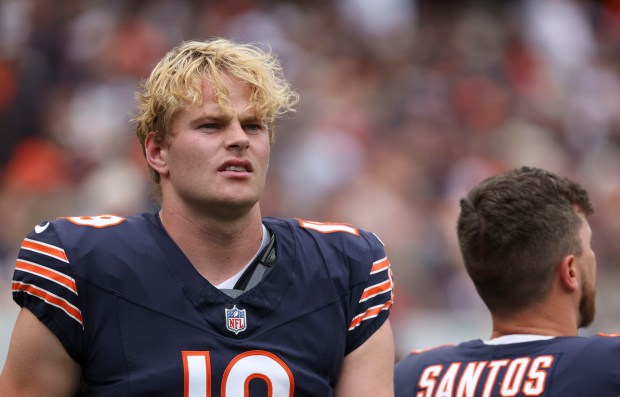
[11,220,85,362]
[345,231,394,354]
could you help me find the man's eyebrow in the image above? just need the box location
[189,110,263,125]
[239,115,263,123]
[192,113,231,123]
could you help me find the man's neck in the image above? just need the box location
[491,307,579,338]
[158,204,265,285]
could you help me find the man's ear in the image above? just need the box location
[145,132,169,177]
[558,254,579,292]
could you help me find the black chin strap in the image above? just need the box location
[221,233,276,298]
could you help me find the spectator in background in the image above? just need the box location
[394,166,620,396]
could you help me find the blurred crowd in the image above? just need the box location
[1,0,620,355]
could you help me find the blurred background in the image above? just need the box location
[1,0,620,367]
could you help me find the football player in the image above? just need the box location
[394,166,620,396]
[0,38,395,396]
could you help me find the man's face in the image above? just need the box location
[154,74,271,219]
[576,212,597,328]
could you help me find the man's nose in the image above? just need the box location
[225,122,250,150]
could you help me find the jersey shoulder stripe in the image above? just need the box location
[359,279,392,302]
[349,255,394,330]
[14,226,82,331]
[370,257,389,273]
[12,281,83,325]
[360,257,392,302]
[15,259,78,294]
[21,238,68,262]
[348,301,393,331]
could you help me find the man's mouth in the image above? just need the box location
[225,166,248,172]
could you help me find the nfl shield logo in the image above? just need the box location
[225,305,247,335]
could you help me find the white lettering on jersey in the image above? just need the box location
[523,356,554,395]
[66,215,126,228]
[456,361,487,396]
[298,219,359,236]
[183,350,294,397]
[501,357,530,396]
[416,356,555,397]
[436,363,461,397]
[483,360,509,397]
[184,351,211,397]
[418,365,442,397]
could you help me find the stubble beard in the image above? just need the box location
[578,277,596,328]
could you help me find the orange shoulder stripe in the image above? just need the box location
[370,257,389,274]
[21,238,68,262]
[360,279,392,302]
[12,281,82,325]
[348,301,393,331]
[15,259,77,294]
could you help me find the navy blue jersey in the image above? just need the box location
[394,335,620,396]
[12,213,393,396]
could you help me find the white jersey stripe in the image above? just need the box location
[348,302,392,331]
[359,280,393,303]
[12,281,83,326]
[22,238,69,263]
[15,259,78,295]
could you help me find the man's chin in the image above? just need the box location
[206,198,260,218]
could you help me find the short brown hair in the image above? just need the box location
[457,166,593,315]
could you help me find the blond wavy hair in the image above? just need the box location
[133,38,299,183]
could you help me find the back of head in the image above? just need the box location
[456,166,593,316]
[133,38,299,184]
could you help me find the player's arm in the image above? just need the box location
[335,320,395,397]
[0,308,82,397]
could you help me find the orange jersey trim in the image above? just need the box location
[598,332,620,337]
[359,279,392,302]
[15,259,77,294]
[348,300,393,331]
[370,257,389,274]
[12,281,83,325]
[21,238,68,262]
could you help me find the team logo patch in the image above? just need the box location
[225,305,247,335]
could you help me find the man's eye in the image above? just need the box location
[244,124,263,132]
[199,123,219,129]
